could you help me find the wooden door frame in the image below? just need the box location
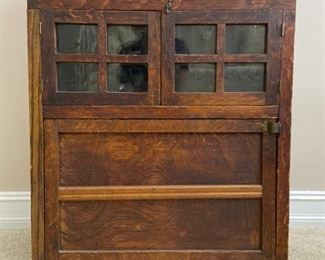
[41,9,161,105]
[162,10,282,106]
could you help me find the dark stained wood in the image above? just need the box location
[266,10,283,105]
[60,200,262,250]
[44,120,60,260]
[43,106,279,119]
[28,0,296,10]
[42,10,160,106]
[162,10,281,106]
[29,0,296,257]
[174,10,269,24]
[59,132,263,186]
[59,185,263,201]
[59,251,265,260]
[55,54,148,63]
[277,10,296,260]
[166,93,266,106]
[174,54,268,63]
[261,133,277,258]
[55,119,264,133]
[28,9,44,260]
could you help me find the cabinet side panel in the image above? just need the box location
[277,10,296,260]
[28,9,44,260]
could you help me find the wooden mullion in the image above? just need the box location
[98,20,107,93]
[55,54,148,63]
[217,24,225,93]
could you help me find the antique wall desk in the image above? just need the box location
[28,0,296,259]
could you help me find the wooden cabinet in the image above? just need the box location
[28,0,296,259]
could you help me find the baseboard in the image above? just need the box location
[290,191,325,225]
[0,192,31,229]
[0,191,324,229]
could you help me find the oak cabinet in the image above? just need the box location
[28,0,296,259]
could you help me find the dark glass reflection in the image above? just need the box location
[175,25,216,54]
[57,63,98,92]
[56,24,98,54]
[107,26,148,55]
[108,64,148,92]
[175,63,216,92]
[224,63,265,92]
[225,25,266,54]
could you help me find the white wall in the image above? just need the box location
[291,0,325,190]
[0,0,324,192]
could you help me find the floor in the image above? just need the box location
[0,224,324,260]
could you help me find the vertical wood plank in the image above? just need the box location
[148,12,161,105]
[161,12,175,105]
[28,9,44,260]
[266,10,283,105]
[277,9,296,260]
[41,10,56,103]
[98,19,107,93]
[44,120,60,259]
[262,132,277,259]
[217,24,225,94]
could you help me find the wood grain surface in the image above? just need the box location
[60,199,262,250]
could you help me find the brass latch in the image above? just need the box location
[165,0,172,13]
[263,121,281,134]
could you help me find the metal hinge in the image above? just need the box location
[165,0,172,13]
[39,22,42,35]
[281,23,285,37]
[263,121,281,135]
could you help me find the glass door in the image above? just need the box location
[42,10,160,105]
[162,10,282,106]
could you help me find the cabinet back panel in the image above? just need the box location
[59,133,262,186]
[60,199,261,251]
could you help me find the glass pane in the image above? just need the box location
[108,64,148,92]
[175,63,216,92]
[57,63,98,92]
[107,26,148,55]
[225,25,266,54]
[176,25,216,54]
[56,24,98,54]
[224,63,265,92]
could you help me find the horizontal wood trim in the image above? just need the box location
[43,106,279,119]
[59,185,263,201]
[53,10,149,24]
[59,250,264,260]
[29,0,295,10]
[167,93,266,106]
[174,10,270,24]
[175,55,268,63]
[56,54,148,63]
[54,119,265,133]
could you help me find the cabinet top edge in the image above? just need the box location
[28,0,296,11]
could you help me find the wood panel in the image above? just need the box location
[55,119,264,133]
[58,132,263,186]
[28,0,296,10]
[60,199,262,251]
[43,106,279,119]
[59,185,263,201]
[58,251,264,260]
[277,10,296,260]
[28,9,44,260]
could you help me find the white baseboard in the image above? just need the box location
[0,191,324,229]
[290,191,325,225]
[0,192,31,229]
